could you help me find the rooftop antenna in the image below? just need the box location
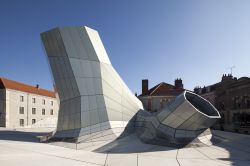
[227,66,235,75]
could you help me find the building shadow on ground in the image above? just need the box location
[211,130,250,166]
[94,130,250,166]
[93,133,181,153]
[0,130,50,143]
[1,128,250,165]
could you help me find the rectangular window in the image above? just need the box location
[42,108,45,115]
[32,108,36,114]
[19,119,24,126]
[19,107,24,114]
[51,101,53,106]
[42,99,45,105]
[32,119,36,124]
[50,109,53,115]
[32,98,36,103]
[20,96,24,102]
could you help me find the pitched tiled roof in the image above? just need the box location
[145,83,162,95]
[139,82,185,97]
[0,77,56,98]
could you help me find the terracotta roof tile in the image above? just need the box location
[139,82,185,97]
[0,77,56,98]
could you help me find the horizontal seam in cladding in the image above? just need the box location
[77,129,127,142]
[78,127,128,136]
[157,120,204,132]
[160,101,184,122]
[76,123,128,132]
[54,76,102,79]
[60,104,136,118]
[81,135,124,143]
[105,106,136,117]
[59,126,127,133]
[60,107,134,123]
[50,56,111,65]
[57,30,78,88]
[174,111,198,130]
[78,131,125,142]
[56,78,139,111]
[57,121,110,132]
[103,94,139,113]
[58,80,123,101]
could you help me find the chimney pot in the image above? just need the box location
[174,78,183,89]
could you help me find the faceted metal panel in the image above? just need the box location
[136,91,220,147]
[41,25,220,148]
[41,26,143,144]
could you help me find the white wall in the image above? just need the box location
[5,89,59,128]
[139,96,175,112]
[0,89,6,126]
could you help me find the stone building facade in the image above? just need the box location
[138,79,185,112]
[194,74,250,134]
[0,77,59,128]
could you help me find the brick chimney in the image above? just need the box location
[142,79,148,95]
[174,78,183,89]
[222,74,234,82]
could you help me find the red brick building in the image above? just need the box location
[138,79,185,112]
[194,74,250,134]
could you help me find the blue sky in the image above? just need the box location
[0,0,250,94]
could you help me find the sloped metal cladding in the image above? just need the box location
[41,26,143,144]
[41,26,220,148]
[136,91,220,147]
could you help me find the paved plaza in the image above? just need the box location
[0,128,249,166]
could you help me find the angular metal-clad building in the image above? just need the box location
[41,26,220,148]
[136,91,220,147]
[41,26,143,145]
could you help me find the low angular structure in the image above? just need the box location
[136,91,220,147]
[41,26,220,148]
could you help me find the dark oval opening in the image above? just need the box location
[185,91,220,117]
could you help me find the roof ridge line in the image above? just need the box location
[150,82,164,95]
[0,77,56,98]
